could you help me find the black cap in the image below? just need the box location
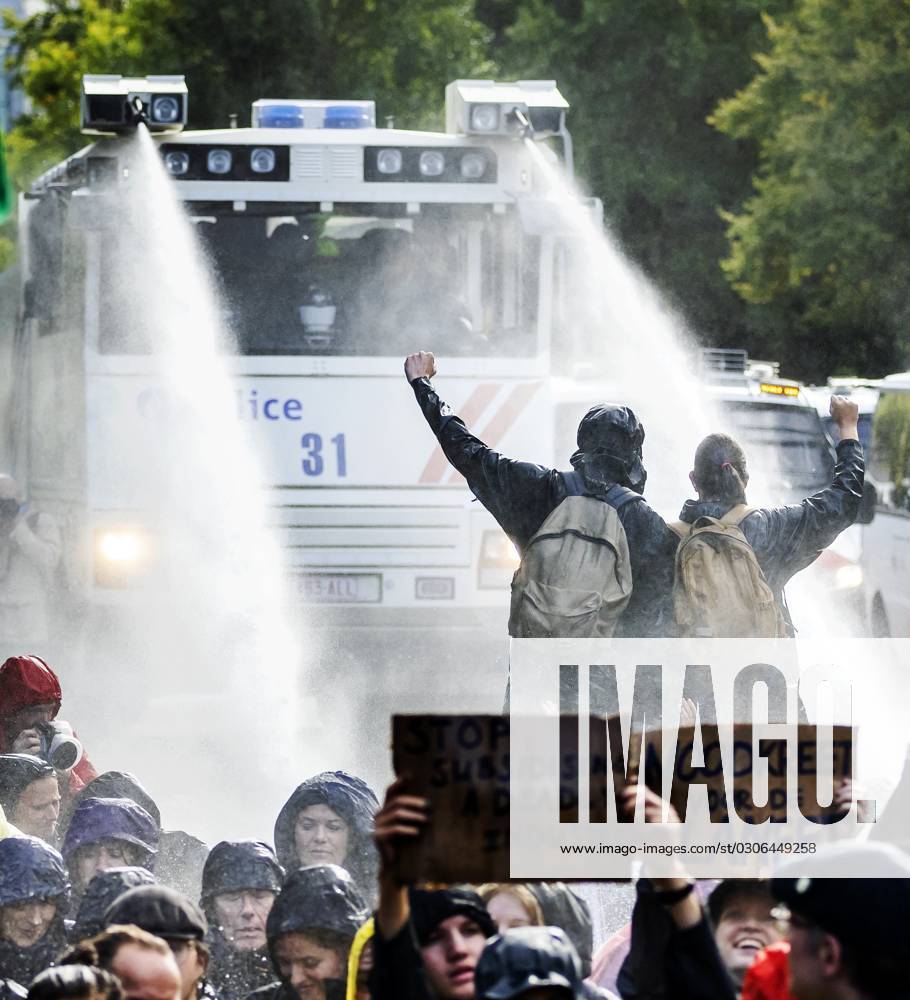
[105,884,208,941]
[772,843,910,956]
[201,841,283,903]
[409,887,496,947]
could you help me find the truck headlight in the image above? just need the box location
[151,95,181,124]
[460,152,487,180]
[833,564,864,591]
[250,147,277,173]
[94,527,151,587]
[469,104,500,132]
[206,149,233,175]
[164,151,190,176]
[376,149,403,175]
[478,529,520,589]
[419,150,446,177]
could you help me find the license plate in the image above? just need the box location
[298,573,382,603]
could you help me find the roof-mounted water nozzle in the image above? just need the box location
[81,75,188,135]
[508,107,534,139]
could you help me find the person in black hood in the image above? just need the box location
[69,867,157,943]
[273,773,379,903]
[0,754,59,844]
[404,352,678,639]
[245,864,368,1000]
[200,843,283,1000]
[677,396,864,635]
[0,836,70,985]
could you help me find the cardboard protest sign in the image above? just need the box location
[393,714,510,883]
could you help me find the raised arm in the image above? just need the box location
[404,352,561,549]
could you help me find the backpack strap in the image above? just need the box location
[603,483,642,510]
[561,472,642,510]
[719,504,758,528]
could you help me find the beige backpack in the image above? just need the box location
[508,479,637,639]
[672,505,787,638]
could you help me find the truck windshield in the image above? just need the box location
[98,205,540,356]
[720,402,833,498]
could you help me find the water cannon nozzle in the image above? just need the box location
[509,107,534,139]
[129,95,149,127]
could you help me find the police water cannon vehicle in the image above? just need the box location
[12,74,582,629]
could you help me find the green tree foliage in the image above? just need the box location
[712,0,910,378]
[2,0,492,187]
[491,0,793,347]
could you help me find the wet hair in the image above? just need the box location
[27,965,123,1000]
[476,884,544,927]
[693,433,749,504]
[59,924,171,971]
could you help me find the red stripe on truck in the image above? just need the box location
[443,381,543,484]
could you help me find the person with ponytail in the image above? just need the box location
[678,396,864,634]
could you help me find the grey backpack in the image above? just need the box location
[508,474,638,638]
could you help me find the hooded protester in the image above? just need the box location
[70,867,157,942]
[200,842,283,1000]
[525,887,593,981]
[248,864,369,1000]
[62,798,158,901]
[65,772,207,901]
[0,836,70,985]
[474,927,584,1000]
[676,396,863,636]
[0,656,96,799]
[105,885,215,1000]
[404,352,678,640]
[0,755,59,843]
[273,773,379,903]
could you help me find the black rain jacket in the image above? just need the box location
[411,378,679,638]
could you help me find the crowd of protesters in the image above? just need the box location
[0,353,894,1000]
[1,649,907,1000]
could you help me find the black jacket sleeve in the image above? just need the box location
[617,885,736,1000]
[369,918,434,1000]
[663,919,738,1000]
[411,377,564,550]
[741,439,865,593]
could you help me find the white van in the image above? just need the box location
[863,372,910,636]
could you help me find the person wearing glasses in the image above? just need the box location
[0,474,61,647]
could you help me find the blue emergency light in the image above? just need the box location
[257,103,307,128]
[252,99,376,129]
[323,105,372,128]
